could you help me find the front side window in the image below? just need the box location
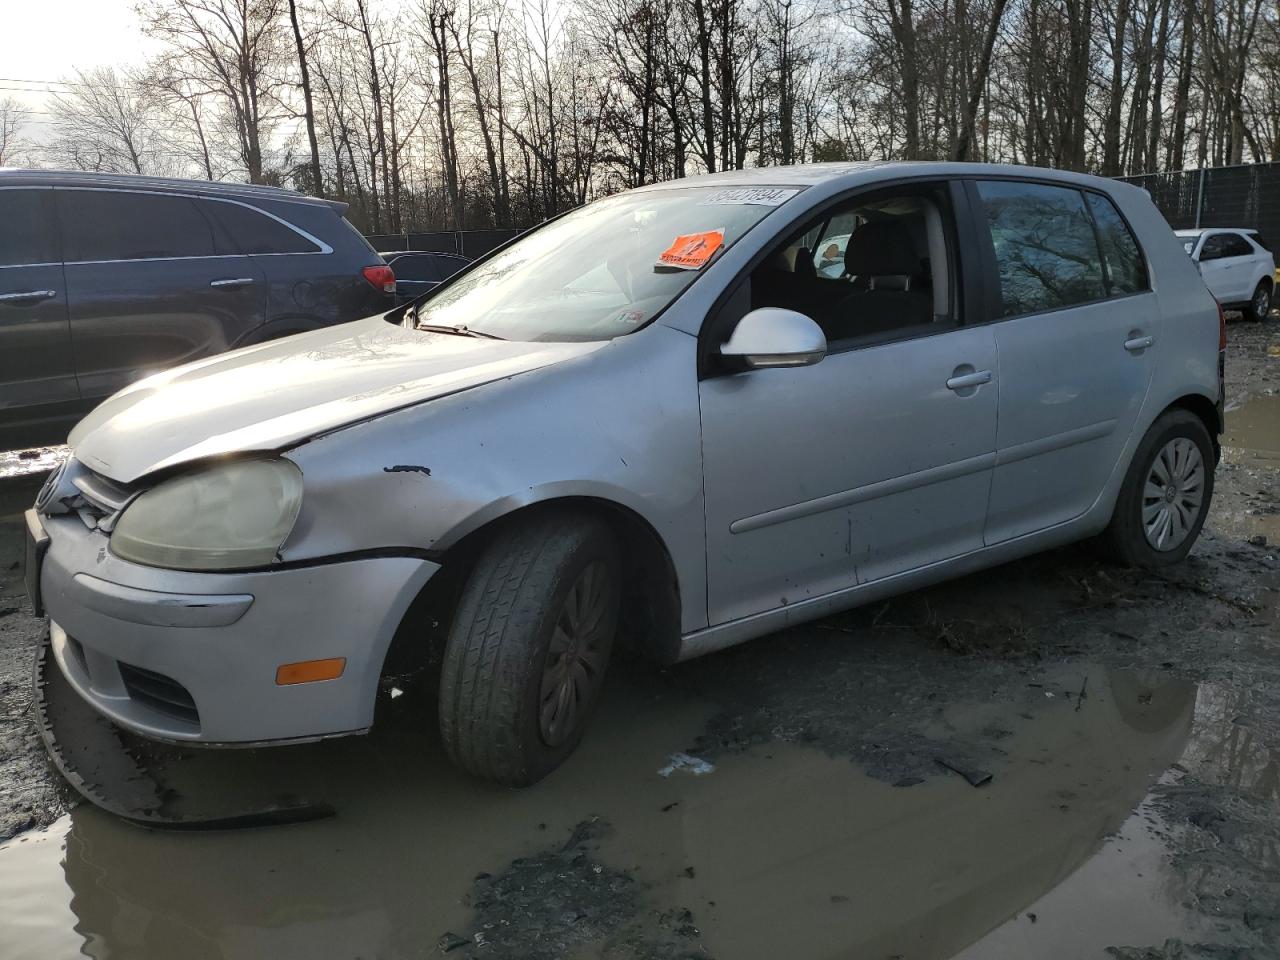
[1085,193,1147,295]
[61,190,216,262]
[734,183,956,347]
[976,181,1106,317]
[0,190,58,267]
[413,186,791,341]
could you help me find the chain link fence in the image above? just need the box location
[365,229,521,259]
[372,166,1280,255]
[1119,163,1280,240]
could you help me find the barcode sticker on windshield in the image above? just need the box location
[657,229,725,270]
[699,187,800,207]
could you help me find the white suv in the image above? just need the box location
[1176,227,1275,321]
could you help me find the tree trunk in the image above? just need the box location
[1102,0,1131,175]
[289,0,324,197]
[952,0,1009,161]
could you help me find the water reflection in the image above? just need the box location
[2,667,1198,960]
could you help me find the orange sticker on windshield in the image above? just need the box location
[657,229,724,270]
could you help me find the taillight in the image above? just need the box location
[1218,302,1227,351]
[362,264,396,294]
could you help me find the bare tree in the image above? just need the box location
[139,0,290,183]
[6,0,1265,232]
[0,98,27,167]
[47,67,166,175]
[288,0,325,195]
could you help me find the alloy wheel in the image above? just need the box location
[539,561,612,746]
[1254,285,1270,318]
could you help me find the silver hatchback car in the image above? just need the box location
[27,163,1224,786]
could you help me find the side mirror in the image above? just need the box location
[719,308,826,371]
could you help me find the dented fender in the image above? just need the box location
[280,324,709,633]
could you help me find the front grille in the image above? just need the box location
[118,662,200,727]
[71,469,137,531]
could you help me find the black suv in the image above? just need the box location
[0,170,395,449]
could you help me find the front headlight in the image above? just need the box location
[111,459,303,570]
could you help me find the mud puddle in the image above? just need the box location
[1212,393,1280,547]
[0,664,1242,960]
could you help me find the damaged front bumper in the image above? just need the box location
[36,513,438,744]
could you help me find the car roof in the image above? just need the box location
[1174,227,1254,237]
[632,160,1134,194]
[0,166,344,211]
[380,250,468,258]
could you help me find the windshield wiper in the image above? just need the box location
[413,319,505,340]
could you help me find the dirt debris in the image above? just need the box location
[0,476,67,843]
[445,818,710,960]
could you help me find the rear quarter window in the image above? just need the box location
[204,200,322,254]
[1084,193,1148,295]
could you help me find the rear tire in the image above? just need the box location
[1244,280,1272,322]
[438,512,620,786]
[1102,410,1215,568]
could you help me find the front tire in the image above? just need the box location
[1102,410,1215,568]
[1244,280,1272,322]
[438,513,620,786]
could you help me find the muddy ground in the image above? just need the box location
[0,320,1277,960]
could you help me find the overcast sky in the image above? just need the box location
[1,0,155,140]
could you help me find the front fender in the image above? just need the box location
[281,325,710,632]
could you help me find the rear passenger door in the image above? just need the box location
[969,180,1158,545]
[1217,233,1258,302]
[56,188,267,402]
[0,188,78,445]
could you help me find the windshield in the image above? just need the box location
[412,186,798,341]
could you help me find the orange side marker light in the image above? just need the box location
[276,657,346,685]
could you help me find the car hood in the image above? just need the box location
[70,316,605,483]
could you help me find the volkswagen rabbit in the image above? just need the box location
[26,163,1224,786]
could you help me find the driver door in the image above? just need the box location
[698,181,1000,625]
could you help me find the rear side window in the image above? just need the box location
[0,190,58,266]
[61,190,216,262]
[976,181,1107,317]
[1249,233,1272,251]
[389,255,442,282]
[1084,193,1147,295]
[205,200,321,254]
[1221,234,1255,258]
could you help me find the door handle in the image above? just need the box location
[946,369,993,391]
[0,289,56,304]
[1124,335,1154,352]
[210,277,256,288]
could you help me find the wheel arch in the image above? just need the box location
[1164,391,1222,460]
[381,496,684,688]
